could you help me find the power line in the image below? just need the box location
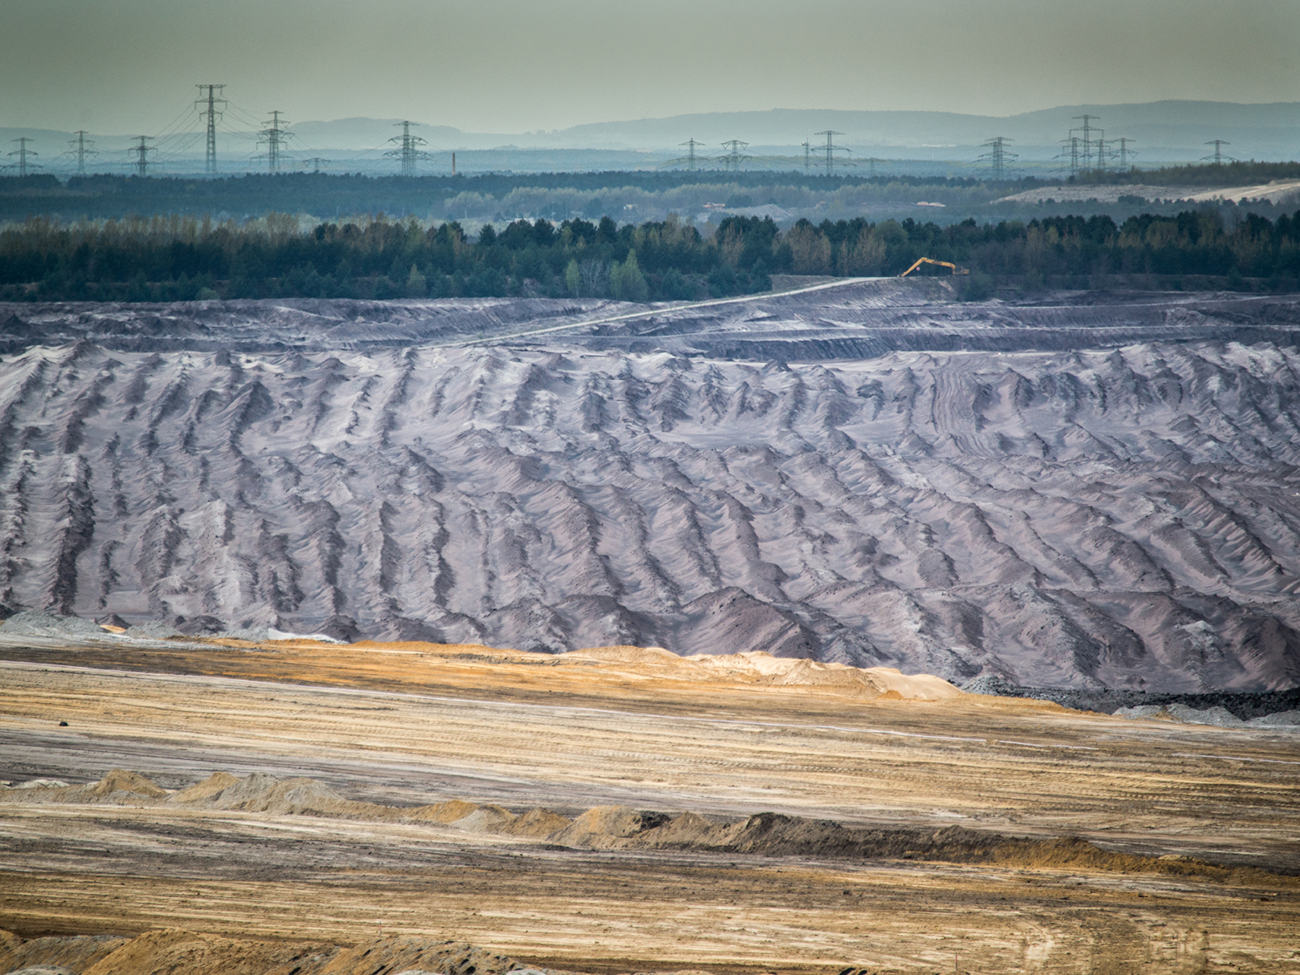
[813,130,848,176]
[195,83,227,174]
[149,105,204,169]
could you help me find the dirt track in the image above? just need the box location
[1,635,1298,973]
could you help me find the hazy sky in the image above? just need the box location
[3,0,1298,133]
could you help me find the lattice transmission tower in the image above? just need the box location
[1071,114,1099,171]
[387,120,427,176]
[1115,137,1137,171]
[129,136,154,177]
[1203,139,1233,165]
[195,84,227,174]
[814,130,848,176]
[978,136,1017,179]
[1058,136,1081,177]
[7,137,37,176]
[678,137,701,171]
[67,131,96,175]
[258,110,293,173]
[718,139,749,171]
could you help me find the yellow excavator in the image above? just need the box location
[899,257,970,277]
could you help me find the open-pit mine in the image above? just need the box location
[1,278,1298,973]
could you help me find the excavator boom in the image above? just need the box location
[899,257,971,277]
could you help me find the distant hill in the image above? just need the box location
[541,102,1300,160]
[3,101,1297,175]
[289,117,464,151]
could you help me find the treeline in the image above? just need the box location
[1075,160,1300,187]
[0,171,999,224]
[2,209,1298,303]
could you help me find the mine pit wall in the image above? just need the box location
[1,325,1298,693]
[2,285,1300,692]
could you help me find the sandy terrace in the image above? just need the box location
[0,634,1298,973]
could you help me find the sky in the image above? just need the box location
[2,0,1298,134]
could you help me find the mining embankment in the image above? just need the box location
[1,635,1298,973]
[2,280,1299,691]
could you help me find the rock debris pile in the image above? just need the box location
[1,285,1298,690]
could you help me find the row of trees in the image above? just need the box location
[0,171,1000,224]
[2,209,1297,302]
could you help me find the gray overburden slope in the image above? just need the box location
[1,282,1299,690]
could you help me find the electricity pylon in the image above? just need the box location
[814,130,848,176]
[1071,114,1099,169]
[258,110,292,173]
[1115,137,1137,171]
[387,120,427,176]
[195,84,226,174]
[7,137,37,176]
[978,136,1017,179]
[1058,136,1081,177]
[802,140,810,171]
[129,136,154,177]
[1203,139,1232,165]
[718,139,749,171]
[679,138,701,171]
[67,131,96,175]
[1093,132,1108,172]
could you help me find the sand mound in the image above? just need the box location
[551,805,671,849]
[562,645,963,700]
[0,933,126,975]
[316,936,525,975]
[406,800,517,832]
[0,771,168,806]
[707,811,863,857]
[169,772,391,819]
[88,769,168,800]
[0,929,540,975]
[563,644,684,668]
[633,811,719,849]
[168,771,241,803]
[858,666,965,701]
[691,652,964,700]
[501,807,573,838]
[9,769,1285,885]
[79,929,326,975]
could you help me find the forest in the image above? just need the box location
[1,208,1298,303]
[5,166,1298,227]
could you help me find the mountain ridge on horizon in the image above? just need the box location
[4,100,1297,165]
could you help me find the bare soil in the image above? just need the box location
[1,635,1297,973]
